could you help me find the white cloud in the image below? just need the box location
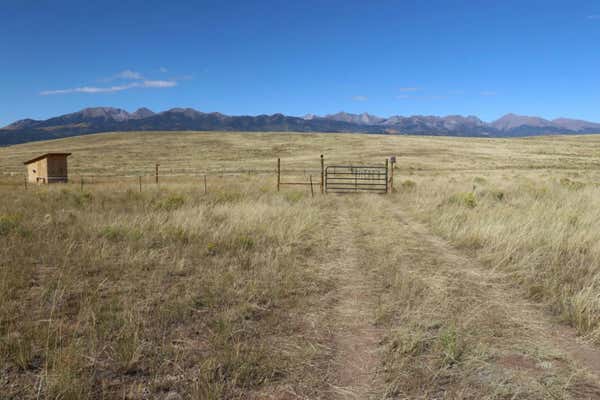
[99,69,145,82]
[41,84,135,95]
[116,69,144,80]
[587,14,600,19]
[399,87,420,92]
[352,95,368,101]
[40,80,177,95]
[159,67,168,73]
[141,80,177,88]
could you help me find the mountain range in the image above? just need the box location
[2,107,600,146]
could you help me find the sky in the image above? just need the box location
[2,0,600,126]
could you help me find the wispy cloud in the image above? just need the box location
[399,87,420,92]
[99,69,144,82]
[396,94,410,99]
[587,14,600,19]
[142,80,177,88]
[40,80,177,95]
[480,91,497,96]
[116,69,144,80]
[159,67,168,73]
[352,95,368,101]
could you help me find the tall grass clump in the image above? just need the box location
[402,177,600,340]
[0,178,332,398]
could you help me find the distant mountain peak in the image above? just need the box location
[132,107,155,119]
[2,107,600,146]
[76,107,132,122]
[4,118,39,130]
[491,113,553,130]
[325,111,385,125]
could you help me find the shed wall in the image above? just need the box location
[27,159,48,183]
[46,155,68,182]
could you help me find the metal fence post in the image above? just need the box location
[277,158,281,192]
[385,159,389,194]
[320,154,324,194]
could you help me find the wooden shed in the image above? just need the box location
[24,153,71,184]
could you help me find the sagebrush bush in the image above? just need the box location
[559,177,585,190]
[401,180,417,191]
[155,193,185,210]
[447,192,477,208]
[0,214,21,236]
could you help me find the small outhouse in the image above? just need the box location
[24,153,71,184]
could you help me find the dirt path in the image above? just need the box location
[389,205,600,390]
[323,201,385,399]
[317,195,600,398]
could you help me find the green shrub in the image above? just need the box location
[401,180,417,191]
[0,214,21,236]
[236,235,255,251]
[206,242,218,256]
[156,194,185,210]
[560,177,585,190]
[447,192,477,208]
[480,189,505,201]
[438,326,464,366]
[61,189,93,207]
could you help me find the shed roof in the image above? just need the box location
[23,153,72,165]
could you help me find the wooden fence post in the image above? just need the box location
[155,163,160,185]
[80,176,84,191]
[320,154,324,194]
[24,175,27,190]
[277,158,281,192]
[139,176,142,192]
[310,175,314,198]
[204,175,207,194]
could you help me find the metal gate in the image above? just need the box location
[325,165,388,194]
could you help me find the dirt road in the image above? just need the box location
[322,195,600,398]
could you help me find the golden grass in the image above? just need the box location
[0,180,335,398]
[3,130,600,398]
[400,175,600,340]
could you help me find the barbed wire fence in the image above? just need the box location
[0,166,323,192]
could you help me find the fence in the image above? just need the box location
[2,155,397,194]
[325,164,388,194]
[277,155,394,195]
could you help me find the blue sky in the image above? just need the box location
[2,0,600,126]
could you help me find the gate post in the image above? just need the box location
[385,158,389,194]
[390,158,395,193]
[320,154,324,194]
[277,158,281,192]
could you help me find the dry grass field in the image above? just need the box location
[3,131,600,399]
